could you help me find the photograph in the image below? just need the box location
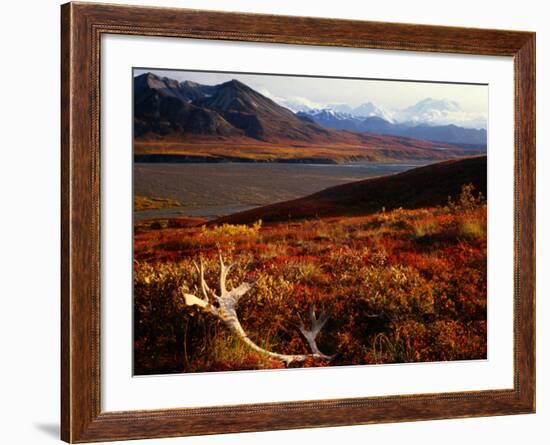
[132,68,488,375]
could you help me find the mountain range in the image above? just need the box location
[134,72,486,162]
[277,95,487,129]
[298,107,487,146]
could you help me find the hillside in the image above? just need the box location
[213,156,486,224]
[133,135,478,164]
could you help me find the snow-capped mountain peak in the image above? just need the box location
[351,102,395,122]
[413,98,462,112]
[395,98,486,129]
[260,85,486,129]
[257,89,325,113]
[325,103,354,114]
[307,108,349,120]
[301,103,395,124]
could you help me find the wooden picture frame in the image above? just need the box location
[61,2,535,442]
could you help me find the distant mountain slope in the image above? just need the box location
[299,109,487,147]
[395,123,487,147]
[193,79,332,141]
[134,132,482,164]
[213,156,486,224]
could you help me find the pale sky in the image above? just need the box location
[134,68,488,115]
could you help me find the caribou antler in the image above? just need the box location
[181,252,332,365]
[298,306,332,360]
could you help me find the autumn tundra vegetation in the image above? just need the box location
[132,72,487,375]
[133,160,487,375]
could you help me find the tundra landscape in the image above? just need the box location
[133,70,488,375]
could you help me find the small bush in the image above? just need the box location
[202,220,262,238]
[447,183,485,213]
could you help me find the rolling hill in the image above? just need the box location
[213,156,487,224]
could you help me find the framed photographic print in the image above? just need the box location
[61,2,535,442]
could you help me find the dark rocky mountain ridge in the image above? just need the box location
[134,73,240,137]
[134,73,332,142]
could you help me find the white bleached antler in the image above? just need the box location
[181,252,332,365]
[298,306,332,360]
